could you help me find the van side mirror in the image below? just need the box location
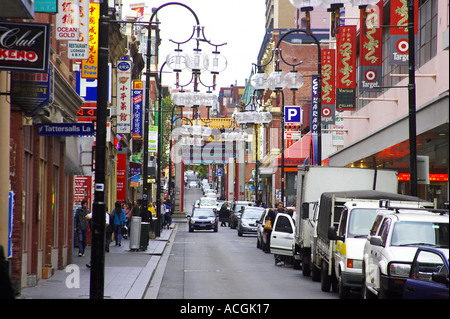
[328,226,344,241]
[369,236,383,246]
[302,202,309,219]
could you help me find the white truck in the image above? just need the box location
[315,190,432,297]
[294,166,399,275]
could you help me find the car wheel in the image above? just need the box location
[338,271,351,299]
[214,225,218,232]
[238,229,243,236]
[312,264,321,282]
[189,226,193,233]
[302,256,311,276]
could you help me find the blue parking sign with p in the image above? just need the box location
[285,106,302,123]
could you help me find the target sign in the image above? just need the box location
[322,106,331,117]
[364,69,377,82]
[396,39,409,54]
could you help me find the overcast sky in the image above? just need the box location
[120,0,266,93]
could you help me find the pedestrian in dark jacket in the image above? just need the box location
[219,203,230,226]
[74,200,90,257]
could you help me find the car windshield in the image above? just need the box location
[391,222,449,248]
[192,209,215,217]
[242,208,265,219]
[347,208,379,238]
[200,198,216,206]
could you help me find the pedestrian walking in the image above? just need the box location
[105,206,113,252]
[219,202,229,226]
[164,200,172,229]
[74,200,90,257]
[112,201,127,247]
[131,199,141,217]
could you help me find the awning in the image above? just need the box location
[272,133,312,167]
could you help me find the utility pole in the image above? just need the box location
[407,0,418,197]
[90,0,109,299]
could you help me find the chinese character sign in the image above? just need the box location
[68,0,89,59]
[56,0,80,40]
[132,80,143,140]
[116,61,132,134]
[360,1,383,91]
[81,2,99,78]
[321,49,336,125]
[390,0,418,65]
[336,25,357,111]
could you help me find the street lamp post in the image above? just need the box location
[142,3,200,236]
[252,28,321,204]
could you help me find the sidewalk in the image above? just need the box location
[17,223,179,299]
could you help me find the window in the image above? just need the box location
[338,209,348,238]
[347,208,379,238]
[391,222,450,247]
[274,215,293,233]
[378,218,391,244]
[410,250,448,282]
[370,215,384,236]
[418,0,438,66]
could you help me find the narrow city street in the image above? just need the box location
[152,187,338,299]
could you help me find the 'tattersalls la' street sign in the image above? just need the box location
[37,123,95,136]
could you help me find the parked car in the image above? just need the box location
[237,207,265,236]
[256,209,271,252]
[403,246,449,299]
[229,201,255,229]
[188,208,219,232]
[362,208,449,299]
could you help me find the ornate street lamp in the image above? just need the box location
[251,29,319,204]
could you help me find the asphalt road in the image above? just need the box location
[154,186,338,299]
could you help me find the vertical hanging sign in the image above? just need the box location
[132,80,143,140]
[81,2,99,78]
[390,0,418,65]
[321,49,336,125]
[55,0,80,40]
[68,0,89,59]
[116,154,127,202]
[360,1,383,91]
[310,75,319,134]
[116,60,132,133]
[336,25,357,111]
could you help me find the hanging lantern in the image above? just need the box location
[267,70,287,91]
[206,50,227,74]
[166,49,187,72]
[284,71,305,90]
[186,49,208,72]
[250,72,269,90]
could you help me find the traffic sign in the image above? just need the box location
[285,106,302,124]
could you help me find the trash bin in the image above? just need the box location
[140,222,149,251]
[129,216,141,250]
